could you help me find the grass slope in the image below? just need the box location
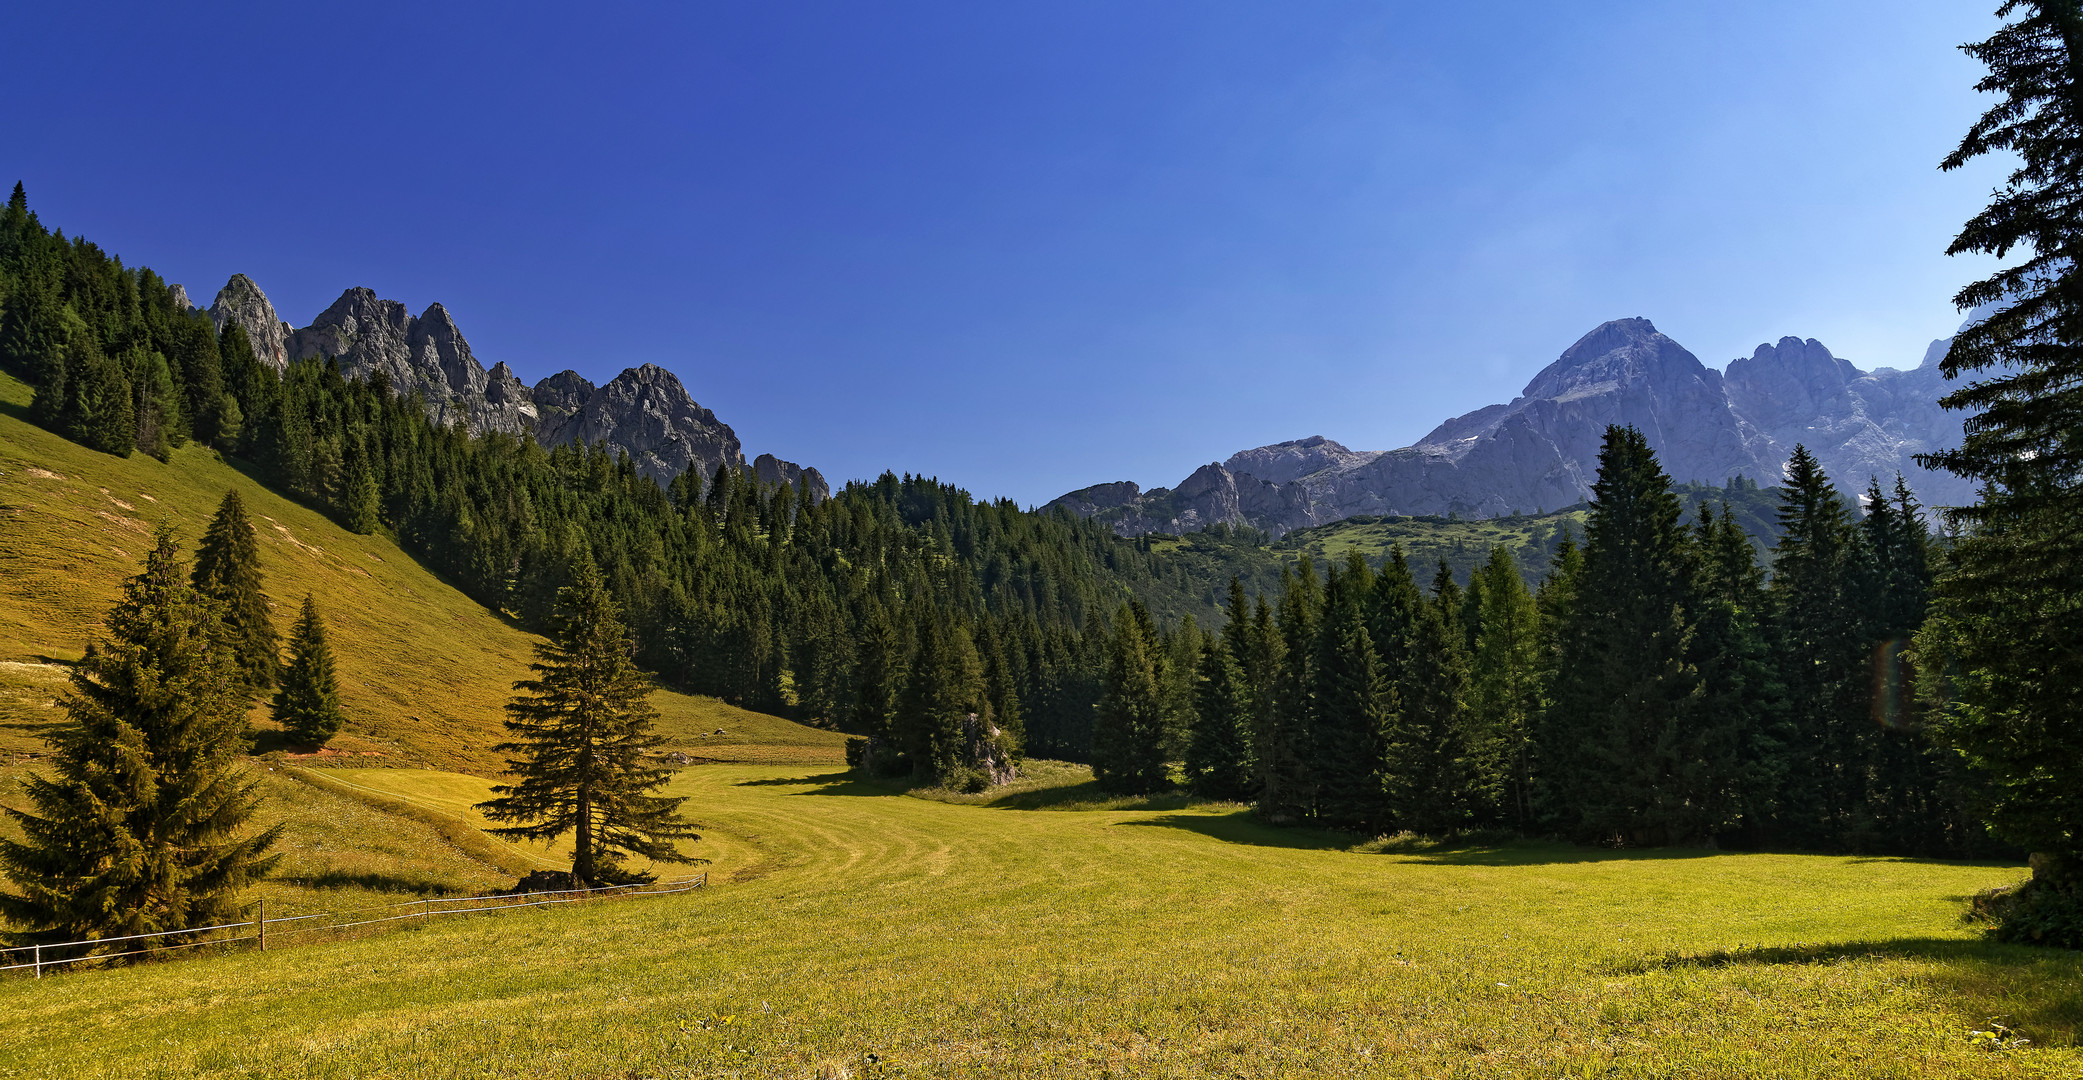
[0,370,845,773]
[0,761,2065,1078]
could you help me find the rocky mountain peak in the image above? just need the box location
[208,274,290,372]
[753,454,832,502]
[1519,317,1707,404]
[211,274,824,494]
[1050,313,1973,538]
[1223,435,1382,484]
[167,284,194,312]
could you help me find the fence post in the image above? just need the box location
[32,943,39,980]
[258,898,266,953]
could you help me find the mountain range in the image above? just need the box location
[186,275,828,498]
[1047,316,1975,537]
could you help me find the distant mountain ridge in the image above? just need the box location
[1049,317,1973,537]
[197,275,826,498]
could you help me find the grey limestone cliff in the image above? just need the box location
[530,364,746,485]
[209,274,822,492]
[753,453,832,502]
[285,288,535,436]
[208,274,290,372]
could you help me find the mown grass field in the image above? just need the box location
[0,759,2070,1079]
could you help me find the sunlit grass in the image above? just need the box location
[0,760,2070,1079]
[0,370,845,773]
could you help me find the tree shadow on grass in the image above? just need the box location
[1121,812,1744,865]
[279,870,472,895]
[1634,936,2083,1048]
[735,771,890,796]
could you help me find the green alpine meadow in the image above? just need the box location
[3,3,2082,1077]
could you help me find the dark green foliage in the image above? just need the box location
[1911,8,2083,932]
[1388,562,1473,834]
[893,615,991,784]
[1091,601,1171,794]
[1690,502,1783,845]
[1469,546,1540,830]
[273,595,346,746]
[1256,563,1319,821]
[0,528,279,946]
[477,560,698,887]
[1767,446,1872,847]
[191,489,280,694]
[1542,426,1719,846]
[1308,560,1393,830]
[1185,635,1256,800]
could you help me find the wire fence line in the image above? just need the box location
[0,873,707,979]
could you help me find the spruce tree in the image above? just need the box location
[1309,571,1393,831]
[0,527,279,946]
[191,489,279,694]
[1091,601,1171,794]
[1185,636,1257,801]
[848,602,906,772]
[1689,503,1776,846]
[273,594,345,746]
[1767,446,1868,848]
[1470,546,1541,830]
[1915,4,2083,938]
[1541,426,1711,845]
[477,559,698,886]
[893,615,989,783]
[1258,562,1320,820]
[1392,565,1473,835]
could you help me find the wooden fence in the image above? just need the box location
[0,873,707,979]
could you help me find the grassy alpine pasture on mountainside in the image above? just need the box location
[0,370,846,774]
[0,761,2071,1079]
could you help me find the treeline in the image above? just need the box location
[1094,427,1992,858]
[0,185,1268,777]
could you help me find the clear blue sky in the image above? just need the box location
[0,2,2007,505]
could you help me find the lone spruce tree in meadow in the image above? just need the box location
[0,527,279,946]
[1913,0,2083,944]
[273,594,345,746]
[191,489,279,694]
[477,558,699,887]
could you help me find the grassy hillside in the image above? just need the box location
[0,370,846,774]
[0,760,2065,1078]
[1268,479,1787,588]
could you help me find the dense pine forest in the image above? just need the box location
[1093,428,1989,859]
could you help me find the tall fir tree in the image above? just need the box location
[1309,562,1394,831]
[1916,5,2083,941]
[1091,601,1171,794]
[191,489,280,694]
[0,527,279,946]
[273,594,346,746]
[477,559,698,886]
[1389,563,1473,834]
[1542,426,1713,846]
[1689,502,1782,846]
[1185,637,1258,801]
[1186,585,1258,801]
[1767,446,1870,848]
[1258,562,1320,820]
[1470,546,1541,831]
[848,601,906,772]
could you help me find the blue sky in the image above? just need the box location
[1,2,2006,504]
